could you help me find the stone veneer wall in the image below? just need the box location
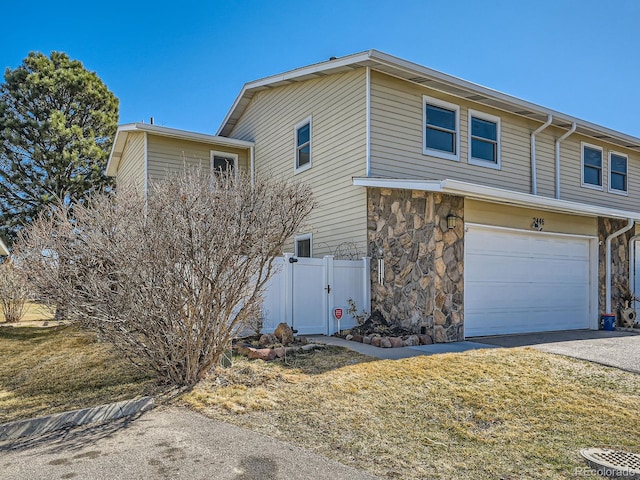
[598,217,633,316]
[368,188,464,343]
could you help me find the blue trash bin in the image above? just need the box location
[601,314,616,331]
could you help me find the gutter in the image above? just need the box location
[531,115,553,195]
[555,122,577,199]
[606,219,635,313]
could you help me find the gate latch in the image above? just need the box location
[325,284,331,294]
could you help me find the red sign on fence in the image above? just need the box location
[334,308,343,320]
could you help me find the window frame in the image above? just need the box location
[608,151,628,195]
[210,150,239,178]
[294,115,313,174]
[423,95,460,161]
[581,142,604,191]
[467,109,501,170]
[294,233,312,258]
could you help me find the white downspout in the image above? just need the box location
[629,233,640,310]
[606,219,635,313]
[555,122,576,199]
[365,66,371,177]
[249,146,255,186]
[530,114,553,195]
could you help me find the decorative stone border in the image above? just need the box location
[344,333,433,348]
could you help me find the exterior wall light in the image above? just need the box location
[447,214,457,229]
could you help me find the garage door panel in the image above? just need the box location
[465,282,589,308]
[465,225,592,337]
[467,256,589,283]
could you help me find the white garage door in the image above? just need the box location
[465,224,592,337]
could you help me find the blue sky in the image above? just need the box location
[2,0,639,136]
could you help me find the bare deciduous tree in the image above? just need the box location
[0,261,28,323]
[15,169,314,386]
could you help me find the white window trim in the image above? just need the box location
[294,233,313,257]
[581,142,604,191]
[210,150,239,178]
[294,115,312,174]
[608,150,628,196]
[467,109,501,170]
[423,95,460,162]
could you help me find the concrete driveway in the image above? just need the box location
[0,407,379,480]
[475,330,640,374]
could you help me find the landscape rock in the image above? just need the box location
[259,333,277,346]
[235,344,253,356]
[380,337,392,348]
[389,337,404,348]
[351,334,364,343]
[371,336,382,347]
[417,334,433,345]
[247,348,277,361]
[274,323,294,346]
[363,335,372,344]
[402,335,420,347]
[345,334,354,341]
[273,347,286,358]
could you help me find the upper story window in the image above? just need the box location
[294,116,312,173]
[581,143,603,190]
[295,233,312,258]
[423,96,459,161]
[210,151,238,176]
[468,110,501,169]
[609,151,628,194]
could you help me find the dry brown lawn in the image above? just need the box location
[0,325,160,423]
[183,346,640,480]
[0,302,54,323]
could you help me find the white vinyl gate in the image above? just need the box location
[261,254,371,335]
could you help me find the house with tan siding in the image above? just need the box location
[106,123,254,195]
[109,50,640,342]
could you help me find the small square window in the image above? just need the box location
[294,116,312,173]
[210,151,238,176]
[423,96,459,161]
[295,234,312,258]
[582,143,603,189]
[609,152,628,194]
[468,110,500,169]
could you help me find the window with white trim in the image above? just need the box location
[468,110,500,169]
[295,233,312,258]
[294,116,312,173]
[423,96,459,161]
[210,150,238,176]
[581,143,603,189]
[609,151,628,194]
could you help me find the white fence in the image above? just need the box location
[261,254,371,335]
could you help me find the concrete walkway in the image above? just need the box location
[0,407,380,480]
[308,335,498,360]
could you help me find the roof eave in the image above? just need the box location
[352,176,640,221]
[217,49,640,151]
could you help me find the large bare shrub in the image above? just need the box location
[15,169,314,386]
[0,261,28,323]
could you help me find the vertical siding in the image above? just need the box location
[369,71,640,212]
[116,132,145,194]
[146,135,249,182]
[229,69,368,258]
